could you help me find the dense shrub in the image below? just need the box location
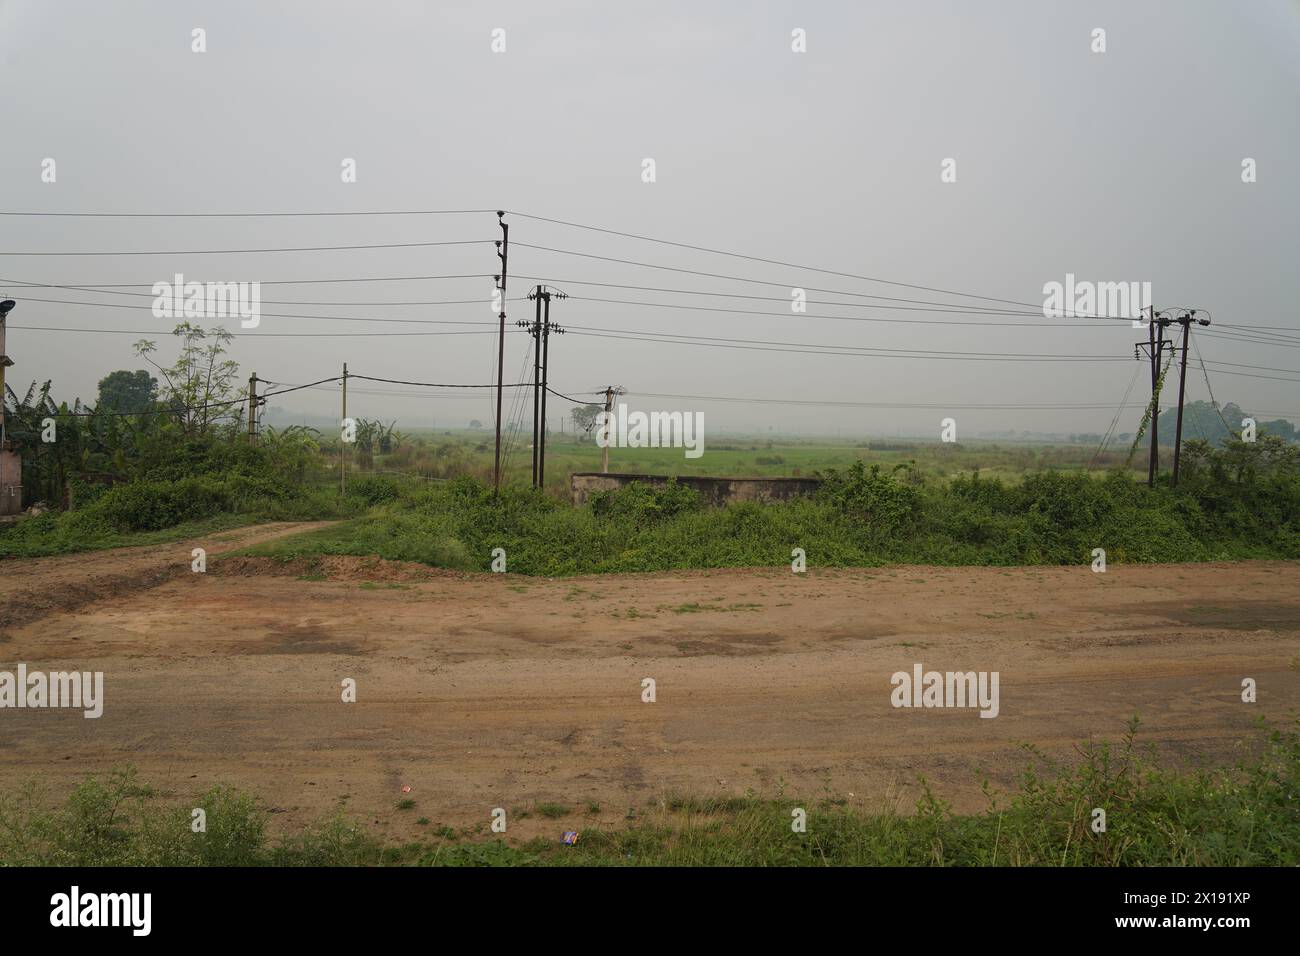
[345,475,403,507]
[817,461,921,535]
[588,479,702,526]
[88,477,235,532]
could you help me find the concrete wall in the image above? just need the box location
[570,472,821,507]
[0,445,21,516]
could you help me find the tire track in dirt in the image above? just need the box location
[0,522,335,636]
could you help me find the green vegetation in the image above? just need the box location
[235,437,1300,574]
[1,327,350,557]
[1,720,1293,866]
[0,442,348,558]
[4,329,1297,570]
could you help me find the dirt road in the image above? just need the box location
[0,533,1296,843]
[0,522,334,631]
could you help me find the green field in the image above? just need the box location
[367,427,1137,497]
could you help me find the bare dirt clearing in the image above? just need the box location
[0,536,1296,844]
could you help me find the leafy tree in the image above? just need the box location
[571,403,603,438]
[1260,419,1297,443]
[133,323,241,437]
[96,370,157,413]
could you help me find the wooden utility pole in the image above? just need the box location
[340,362,348,494]
[247,372,258,442]
[493,212,509,496]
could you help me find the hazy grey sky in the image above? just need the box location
[1,0,1297,437]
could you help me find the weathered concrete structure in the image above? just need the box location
[0,444,20,517]
[570,472,821,507]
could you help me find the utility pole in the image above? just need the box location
[599,385,624,474]
[0,300,15,517]
[493,212,509,496]
[0,300,13,452]
[520,285,566,489]
[1171,309,1211,487]
[602,386,613,474]
[1140,307,1172,487]
[538,290,553,489]
[1135,308,1162,486]
[247,372,258,442]
[530,286,542,487]
[340,362,348,494]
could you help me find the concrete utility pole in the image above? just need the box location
[247,372,258,442]
[599,386,625,474]
[530,286,542,487]
[521,285,566,490]
[602,386,613,474]
[539,290,553,490]
[493,212,509,496]
[340,362,348,494]
[1171,309,1211,487]
[1140,306,1172,487]
[1148,309,1160,486]
[0,300,13,451]
[0,300,16,517]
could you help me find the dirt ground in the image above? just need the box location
[1,525,1297,844]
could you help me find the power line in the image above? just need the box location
[513,273,1048,316]
[0,204,1155,321]
[0,277,509,307]
[1200,328,1300,349]
[544,386,588,404]
[10,325,500,338]
[564,293,1119,327]
[16,395,250,419]
[263,377,343,397]
[1201,365,1300,383]
[512,242,1130,322]
[562,327,1128,362]
[0,239,491,257]
[561,323,1300,378]
[1201,358,1300,376]
[6,295,517,325]
[0,273,492,289]
[348,374,529,389]
[565,321,1129,358]
[569,388,1150,411]
[1090,363,1143,466]
[506,212,1053,312]
[0,209,497,218]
